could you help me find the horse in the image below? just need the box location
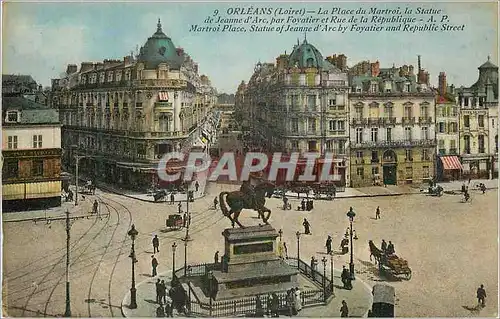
[219,181,275,228]
[368,240,383,265]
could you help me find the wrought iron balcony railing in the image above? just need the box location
[350,139,437,149]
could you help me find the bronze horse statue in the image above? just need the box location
[219,181,275,228]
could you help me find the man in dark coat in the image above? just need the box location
[326,235,333,254]
[160,280,167,304]
[381,239,388,253]
[152,235,160,253]
[93,200,99,215]
[477,284,486,307]
[375,206,381,219]
[341,266,351,289]
[387,241,395,255]
[170,193,175,204]
[155,278,162,304]
[195,181,199,192]
[303,218,311,235]
[340,300,349,317]
[300,199,306,211]
[152,255,159,277]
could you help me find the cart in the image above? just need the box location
[381,254,412,280]
[166,214,183,231]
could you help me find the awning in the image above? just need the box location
[158,92,169,101]
[440,156,463,170]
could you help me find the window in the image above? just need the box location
[372,166,379,175]
[308,118,316,132]
[7,136,18,149]
[450,140,457,154]
[291,119,299,132]
[290,141,299,150]
[422,166,430,178]
[370,83,378,93]
[356,128,363,143]
[405,166,413,179]
[386,128,392,142]
[384,105,393,118]
[307,95,316,111]
[159,114,170,131]
[464,115,470,127]
[421,105,428,118]
[451,107,458,116]
[356,167,364,177]
[438,139,445,155]
[107,72,113,82]
[478,115,484,128]
[355,107,363,119]
[337,139,346,154]
[33,135,42,148]
[478,135,485,153]
[291,95,299,109]
[405,127,412,140]
[449,122,458,133]
[6,111,19,122]
[3,160,19,179]
[404,105,412,118]
[135,102,143,109]
[329,120,345,133]
[356,151,363,158]
[421,127,428,140]
[371,128,378,142]
[32,159,44,176]
[438,122,444,133]
[422,149,429,161]
[329,98,336,106]
[371,150,379,162]
[405,83,411,92]
[464,135,471,154]
[405,149,412,161]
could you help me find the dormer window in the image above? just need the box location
[371,83,378,93]
[405,83,411,92]
[107,72,113,82]
[6,111,20,123]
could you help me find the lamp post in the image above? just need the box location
[183,236,188,276]
[64,210,72,317]
[296,231,301,269]
[279,229,283,241]
[330,253,335,296]
[321,257,327,302]
[127,224,139,309]
[208,271,213,317]
[346,207,356,280]
[172,242,177,274]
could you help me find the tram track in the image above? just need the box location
[17,203,105,317]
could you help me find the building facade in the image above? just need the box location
[50,20,217,190]
[2,96,62,211]
[236,38,350,185]
[457,57,498,179]
[349,57,436,187]
[435,72,462,181]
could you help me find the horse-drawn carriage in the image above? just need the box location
[427,185,444,197]
[368,240,412,280]
[166,214,183,231]
[80,180,96,195]
[311,182,336,200]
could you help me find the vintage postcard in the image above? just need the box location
[1,1,498,318]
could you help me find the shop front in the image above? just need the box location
[437,156,462,181]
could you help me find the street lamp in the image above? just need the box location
[346,207,356,280]
[183,237,188,276]
[127,224,139,309]
[172,242,177,274]
[330,253,335,297]
[296,231,301,269]
[322,257,327,302]
[278,229,283,241]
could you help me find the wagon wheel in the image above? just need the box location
[404,269,412,280]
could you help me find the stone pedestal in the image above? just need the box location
[210,225,298,300]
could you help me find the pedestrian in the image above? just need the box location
[300,199,306,211]
[283,242,289,258]
[164,299,171,317]
[156,278,162,304]
[477,284,486,307]
[152,255,159,277]
[195,181,199,192]
[156,305,165,317]
[161,280,167,304]
[153,235,160,253]
[183,212,188,228]
[170,193,175,204]
[468,177,472,185]
[340,300,349,317]
[302,218,311,235]
[188,213,191,227]
[214,197,218,209]
[286,289,295,316]
[341,266,350,289]
[375,206,380,219]
[387,241,395,255]
[294,287,302,312]
[214,251,219,265]
[255,294,264,317]
[178,202,183,214]
[326,235,333,254]
[270,293,279,317]
[353,230,358,240]
[381,239,387,253]
[461,183,466,193]
[345,228,349,238]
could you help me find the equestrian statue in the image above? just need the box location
[219,180,275,228]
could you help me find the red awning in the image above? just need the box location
[440,156,463,170]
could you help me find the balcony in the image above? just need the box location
[418,116,433,124]
[438,148,446,155]
[350,139,437,149]
[402,117,415,124]
[351,118,364,126]
[371,158,380,163]
[449,148,458,155]
[368,117,379,125]
[133,79,187,88]
[355,158,365,164]
[383,117,397,125]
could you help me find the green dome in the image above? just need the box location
[138,19,183,69]
[288,38,333,70]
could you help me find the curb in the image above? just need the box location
[2,203,88,223]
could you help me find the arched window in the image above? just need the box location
[306,58,314,68]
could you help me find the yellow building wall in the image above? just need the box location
[2,181,61,200]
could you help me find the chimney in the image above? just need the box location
[66,64,78,75]
[438,72,447,96]
[417,55,421,71]
[80,62,94,73]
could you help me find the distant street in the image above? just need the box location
[2,183,497,317]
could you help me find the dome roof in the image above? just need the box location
[287,38,336,70]
[138,19,183,69]
[479,56,498,69]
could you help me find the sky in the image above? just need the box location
[2,1,498,94]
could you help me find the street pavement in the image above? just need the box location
[2,178,498,317]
